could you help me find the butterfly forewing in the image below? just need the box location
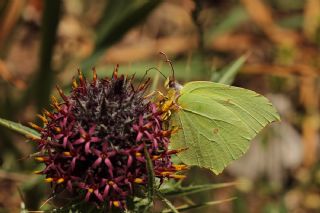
[170,81,280,174]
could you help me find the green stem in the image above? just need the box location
[156,191,179,213]
[143,145,155,212]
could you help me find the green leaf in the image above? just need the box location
[0,117,40,139]
[170,82,280,174]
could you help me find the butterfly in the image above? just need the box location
[155,52,280,174]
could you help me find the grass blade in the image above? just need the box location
[160,182,236,197]
[33,0,62,111]
[216,55,247,85]
[0,117,40,139]
[162,197,236,213]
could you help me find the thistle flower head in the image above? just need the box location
[31,67,186,209]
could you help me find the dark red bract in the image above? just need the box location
[30,67,185,209]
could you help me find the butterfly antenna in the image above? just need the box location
[159,51,175,81]
[145,67,167,79]
[138,67,166,89]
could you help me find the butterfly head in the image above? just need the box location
[165,77,183,91]
[159,52,183,91]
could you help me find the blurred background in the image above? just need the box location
[0,0,319,212]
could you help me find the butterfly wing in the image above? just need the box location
[170,81,280,174]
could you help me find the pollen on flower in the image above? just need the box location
[30,67,187,209]
[113,201,120,208]
[57,178,65,183]
[133,178,144,184]
[169,174,187,180]
[35,157,47,162]
[172,164,188,170]
[45,178,53,183]
[62,151,72,157]
[152,155,160,160]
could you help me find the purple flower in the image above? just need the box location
[30,67,186,209]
